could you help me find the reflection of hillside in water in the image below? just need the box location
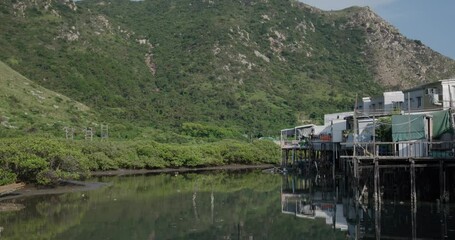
[0,172,347,240]
[0,193,91,239]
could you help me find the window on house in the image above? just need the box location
[417,97,422,108]
[392,101,402,111]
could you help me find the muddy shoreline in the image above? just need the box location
[0,181,110,202]
[91,163,275,176]
[0,164,276,202]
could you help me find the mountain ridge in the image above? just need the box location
[340,6,455,88]
[0,0,454,135]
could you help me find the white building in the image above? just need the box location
[358,91,404,115]
[402,79,455,112]
[324,111,353,125]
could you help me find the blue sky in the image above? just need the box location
[299,0,455,60]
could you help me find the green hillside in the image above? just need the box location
[0,0,454,136]
[0,60,96,137]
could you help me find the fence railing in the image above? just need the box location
[281,140,303,148]
[341,141,455,158]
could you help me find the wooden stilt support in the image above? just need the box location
[284,150,288,168]
[354,158,358,179]
[374,158,381,239]
[410,159,417,240]
[354,157,360,209]
[374,159,379,208]
[291,147,296,168]
[411,201,417,240]
[410,159,416,206]
[440,160,443,202]
[440,160,447,203]
[291,175,295,193]
[332,143,336,185]
[440,203,448,239]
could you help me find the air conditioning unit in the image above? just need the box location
[426,88,438,95]
[431,93,442,105]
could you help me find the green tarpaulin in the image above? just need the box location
[392,115,426,142]
[431,110,453,138]
[392,110,453,142]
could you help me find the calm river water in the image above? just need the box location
[0,170,454,239]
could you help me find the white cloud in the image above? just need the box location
[299,0,396,11]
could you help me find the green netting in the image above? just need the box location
[431,110,453,138]
[392,114,425,141]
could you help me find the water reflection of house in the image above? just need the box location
[280,175,348,231]
[281,193,348,231]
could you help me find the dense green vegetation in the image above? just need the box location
[1,0,454,186]
[0,137,280,185]
[0,0,383,136]
[0,0,371,186]
[0,58,279,186]
[0,60,97,136]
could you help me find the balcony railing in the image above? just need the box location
[341,141,455,159]
[281,140,305,149]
